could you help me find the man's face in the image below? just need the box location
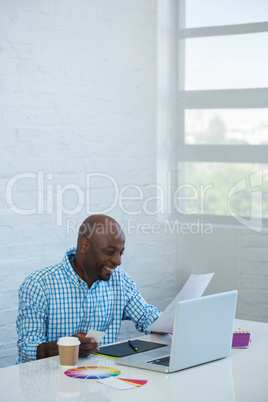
[83,227,125,284]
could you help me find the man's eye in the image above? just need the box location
[105,250,124,257]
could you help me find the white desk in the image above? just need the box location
[1,319,267,402]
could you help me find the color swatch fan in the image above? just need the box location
[64,366,120,379]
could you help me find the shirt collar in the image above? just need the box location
[62,247,87,287]
[62,248,102,290]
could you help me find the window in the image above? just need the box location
[176,0,268,230]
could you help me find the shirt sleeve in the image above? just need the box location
[121,272,162,333]
[16,276,48,363]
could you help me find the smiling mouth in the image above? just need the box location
[104,266,115,274]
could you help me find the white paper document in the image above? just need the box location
[147,273,214,333]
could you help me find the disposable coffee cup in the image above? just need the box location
[57,337,80,369]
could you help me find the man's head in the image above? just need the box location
[74,215,125,287]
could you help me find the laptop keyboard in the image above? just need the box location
[147,356,170,366]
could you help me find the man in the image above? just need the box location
[16,214,162,363]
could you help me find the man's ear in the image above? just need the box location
[80,237,90,254]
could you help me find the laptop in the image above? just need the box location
[117,290,237,373]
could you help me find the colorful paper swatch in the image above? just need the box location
[64,366,120,379]
[118,378,148,387]
[98,377,148,390]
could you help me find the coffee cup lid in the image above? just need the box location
[57,336,80,346]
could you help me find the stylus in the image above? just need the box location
[128,340,138,351]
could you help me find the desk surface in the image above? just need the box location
[1,319,267,402]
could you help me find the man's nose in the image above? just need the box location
[111,253,121,266]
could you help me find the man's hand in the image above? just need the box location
[72,332,100,356]
[37,332,100,360]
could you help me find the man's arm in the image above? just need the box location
[121,273,162,333]
[17,278,100,362]
[17,278,49,363]
[36,332,99,359]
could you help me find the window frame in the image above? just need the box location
[176,0,268,229]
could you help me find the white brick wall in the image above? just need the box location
[179,227,268,324]
[0,0,179,368]
[238,233,268,322]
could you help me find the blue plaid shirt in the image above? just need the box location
[16,248,161,363]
